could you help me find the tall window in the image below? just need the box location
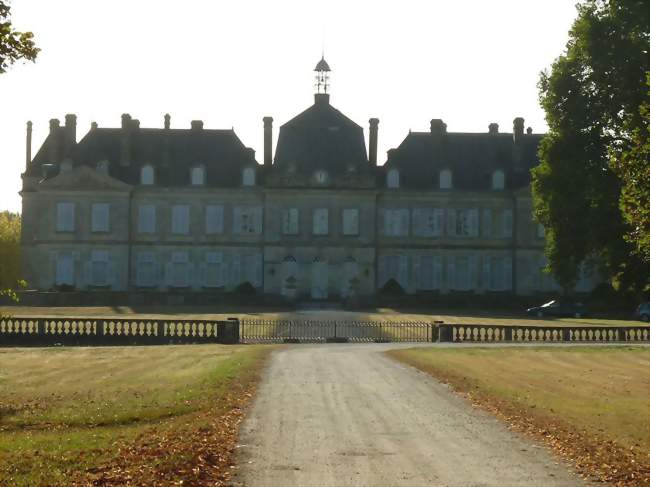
[387,168,400,189]
[204,252,224,288]
[233,206,262,234]
[90,250,109,287]
[282,208,299,235]
[55,252,74,285]
[447,209,479,237]
[439,169,452,189]
[312,208,329,235]
[91,203,110,233]
[56,202,75,232]
[242,167,256,186]
[342,209,359,236]
[491,170,505,190]
[171,205,190,235]
[205,205,224,234]
[136,251,156,287]
[137,204,156,234]
[191,166,205,186]
[169,251,190,288]
[140,165,154,185]
[382,209,410,236]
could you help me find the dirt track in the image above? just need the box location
[234,344,587,486]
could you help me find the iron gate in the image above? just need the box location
[240,319,436,343]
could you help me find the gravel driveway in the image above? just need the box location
[234,343,587,486]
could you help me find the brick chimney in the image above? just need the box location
[369,118,379,165]
[513,117,525,143]
[488,123,499,134]
[164,113,171,129]
[64,114,77,143]
[263,116,273,166]
[191,120,203,130]
[48,118,61,163]
[26,121,32,167]
[430,119,447,134]
[120,113,132,166]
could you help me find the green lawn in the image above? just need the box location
[0,344,273,486]
[388,346,650,484]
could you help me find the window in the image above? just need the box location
[242,167,256,186]
[233,206,262,234]
[387,168,400,189]
[378,255,408,288]
[448,255,478,291]
[483,256,512,291]
[205,205,224,234]
[342,209,359,236]
[312,208,329,235]
[412,208,445,237]
[136,251,156,287]
[492,170,505,190]
[191,166,205,186]
[230,253,263,287]
[282,208,299,235]
[204,252,224,288]
[171,205,190,235]
[91,203,110,233]
[168,251,190,288]
[439,169,452,189]
[90,250,109,287]
[447,209,479,237]
[341,257,359,297]
[140,165,154,185]
[55,252,74,285]
[137,204,156,234]
[56,202,75,232]
[281,256,299,296]
[314,170,328,184]
[416,255,443,290]
[382,209,410,236]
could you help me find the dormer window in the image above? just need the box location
[491,170,505,190]
[191,166,205,186]
[314,170,328,184]
[141,165,154,185]
[439,169,452,189]
[243,167,256,186]
[387,168,400,189]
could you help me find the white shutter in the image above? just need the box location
[342,209,359,235]
[433,209,445,237]
[253,207,263,234]
[398,255,408,288]
[399,209,409,236]
[482,209,492,238]
[313,208,328,235]
[469,255,478,290]
[282,208,299,235]
[412,209,423,237]
[468,209,479,237]
[206,205,224,234]
[503,209,513,238]
[504,256,513,290]
[483,256,491,291]
[446,209,457,237]
[171,205,190,235]
[233,207,243,234]
[447,257,456,290]
[56,202,75,232]
[91,203,110,232]
[138,205,156,234]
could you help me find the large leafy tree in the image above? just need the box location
[0,0,38,74]
[532,0,650,295]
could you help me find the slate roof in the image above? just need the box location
[272,94,371,177]
[383,130,543,190]
[26,125,258,187]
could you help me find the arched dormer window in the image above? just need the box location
[141,165,154,185]
[439,169,452,189]
[190,166,205,186]
[242,167,256,186]
[491,169,505,190]
[387,168,400,189]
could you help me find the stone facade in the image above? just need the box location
[20,66,597,300]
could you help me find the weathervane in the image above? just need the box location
[314,55,331,94]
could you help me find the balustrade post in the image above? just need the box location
[562,328,571,342]
[503,327,512,342]
[438,324,453,342]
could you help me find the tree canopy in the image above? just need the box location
[532,0,650,295]
[0,0,38,74]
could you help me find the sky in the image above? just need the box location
[1,0,579,213]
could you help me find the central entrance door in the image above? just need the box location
[311,258,328,299]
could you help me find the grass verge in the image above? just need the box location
[0,344,274,486]
[387,346,650,486]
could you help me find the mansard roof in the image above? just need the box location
[383,129,543,190]
[272,94,371,177]
[26,124,258,187]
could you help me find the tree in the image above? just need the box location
[0,211,21,288]
[0,0,39,74]
[532,0,650,295]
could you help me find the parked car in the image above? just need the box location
[635,302,650,322]
[526,300,587,318]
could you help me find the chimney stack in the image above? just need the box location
[26,121,32,167]
[164,113,171,129]
[369,118,379,165]
[526,127,533,135]
[64,114,77,143]
[430,119,447,134]
[121,113,132,129]
[191,120,203,130]
[263,116,273,166]
[513,117,525,143]
[48,119,60,163]
[91,121,98,130]
[488,123,499,134]
[120,114,132,166]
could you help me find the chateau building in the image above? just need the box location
[20,59,596,300]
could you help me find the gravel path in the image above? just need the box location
[234,343,587,487]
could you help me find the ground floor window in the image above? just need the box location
[90,250,110,287]
[137,252,156,287]
[56,253,74,286]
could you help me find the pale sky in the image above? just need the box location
[1,0,578,213]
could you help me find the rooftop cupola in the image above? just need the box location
[314,56,331,105]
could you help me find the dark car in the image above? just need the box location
[526,299,587,318]
[635,303,650,322]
